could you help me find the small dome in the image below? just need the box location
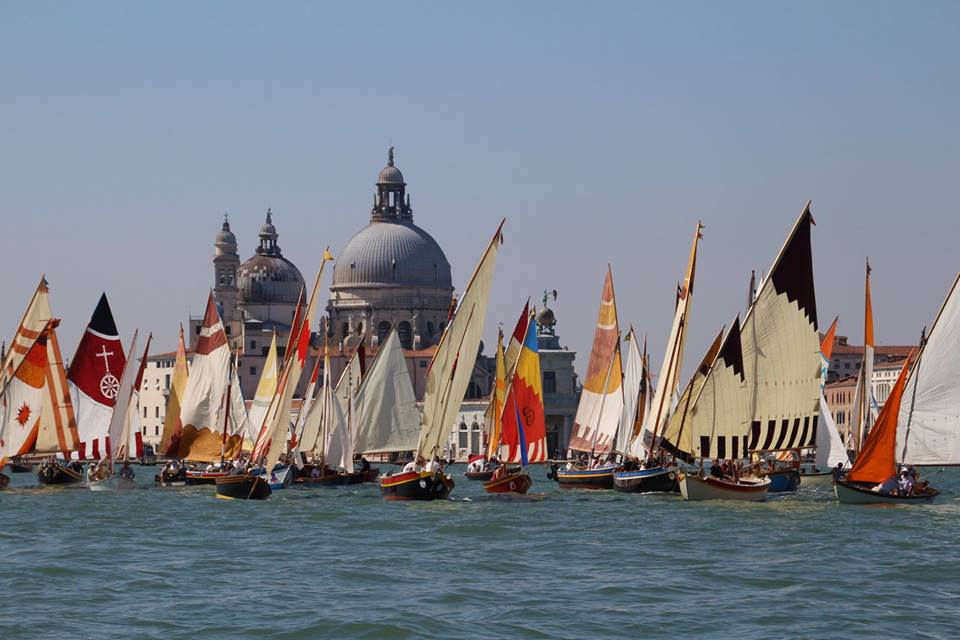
[238,254,305,305]
[332,220,452,290]
[378,164,404,185]
[215,216,237,256]
[260,208,278,239]
[536,307,556,328]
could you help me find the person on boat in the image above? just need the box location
[898,470,915,496]
[402,456,420,473]
[491,463,507,482]
[86,463,98,482]
[119,461,135,480]
[710,459,723,479]
[310,465,322,479]
[832,462,844,481]
[467,457,484,474]
[360,457,371,473]
[425,456,443,474]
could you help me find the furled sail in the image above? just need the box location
[850,261,875,452]
[417,220,504,461]
[568,267,623,454]
[742,204,821,454]
[170,293,238,462]
[499,312,547,463]
[159,327,189,455]
[353,328,420,455]
[898,273,960,465]
[68,293,126,460]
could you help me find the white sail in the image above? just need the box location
[898,273,960,465]
[354,328,420,455]
[616,330,643,455]
[108,332,140,461]
[815,394,849,468]
[325,378,354,472]
[417,221,504,461]
[300,354,329,456]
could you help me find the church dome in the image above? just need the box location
[215,215,237,255]
[237,209,305,304]
[377,146,405,184]
[332,220,452,289]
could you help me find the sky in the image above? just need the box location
[2,1,958,380]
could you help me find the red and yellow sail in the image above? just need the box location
[500,312,547,464]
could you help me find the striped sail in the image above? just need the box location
[898,273,960,465]
[0,277,52,392]
[568,267,623,454]
[484,331,507,459]
[499,312,547,464]
[417,221,504,461]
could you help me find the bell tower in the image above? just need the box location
[213,213,241,343]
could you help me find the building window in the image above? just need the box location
[378,321,391,344]
[470,422,480,454]
[543,371,557,394]
[155,407,160,418]
[398,321,412,349]
[420,360,427,368]
[458,422,468,449]
[250,340,257,350]
[343,322,350,339]
[143,406,147,418]
[225,326,232,336]
[427,321,435,336]
[142,426,147,435]
[164,374,171,390]
[250,366,257,376]
[155,426,160,436]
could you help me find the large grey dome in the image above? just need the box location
[332,220,452,289]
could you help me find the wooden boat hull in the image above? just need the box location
[298,471,365,486]
[799,471,835,489]
[185,470,230,485]
[380,471,454,501]
[360,468,380,483]
[483,470,531,495]
[8,461,33,473]
[37,462,84,485]
[156,468,188,487]
[835,479,939,505]
[613,467,680,494]
[679,473,771,502]
[465,470,495,481]
[765,469,801,493]
[214,475,272,500]
[554,466,615,489]
[88,475,136,491]
[0,472,9,490]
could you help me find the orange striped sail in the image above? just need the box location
[568,267,623,454]
[500,313,547,463]
[848,356,911,484]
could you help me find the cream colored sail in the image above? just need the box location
[616,329,644,455]
[300,353,330,457]
[417,220,504,461]
[898,273,960,465]
[0,277,52,392]
[247,332,279,446]
[353,328,420,455]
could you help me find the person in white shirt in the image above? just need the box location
[402,458,418,473]
[467,458,484,474]
[425,457,442,473]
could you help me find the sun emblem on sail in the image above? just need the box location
[100,373,120,399]
[16,403,32,427]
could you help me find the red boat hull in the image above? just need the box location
[483,470,531,494]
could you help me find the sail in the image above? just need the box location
[353,328,420,455]
[616,329,644,455]
[108,332,142,461]
[851,262,875,451]
[568,267,623,454]
[159,327,189,455]
[659,328,724,461]
[742,205,821,454]
[227,368,252,443]
[248,332,279,447]
[171,293,238,462]
[324,376,354,471]
[815,394,848,468]
[300,352,329,456]
[0,326,51,463]
[643,223,702,457]
[67,294,126,459]
[484,331,507,459]
[293,358,321,446]
[848,357,910,483]
[898,273,960,465]
[124,336,150,460]
[417,220,504,461]
[503,301,529,377]
[500,313,547,463]
[0,277,52,392]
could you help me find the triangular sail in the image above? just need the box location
[353,328,420,455]
[898,273,960,465]
[68,293,126,460]
[815,394,848,469]
[484,331,507,459]
[568,267,623,454]
[0,277,52,392]
[417,220,504,461]
[0,324,53,464]
[247,332,279,448]
[159,327,189,456]
[499,312,547,464]
[503,300,529,377]
[848,358,910,483]
[616,329,644,455]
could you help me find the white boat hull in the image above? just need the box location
[88,475,136,492]
[835,480,939,505]
[799,472,835,489]
[679,473,770,502]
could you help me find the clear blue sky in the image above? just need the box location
[2,1,958,377]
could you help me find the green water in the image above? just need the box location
[1,465,959,639]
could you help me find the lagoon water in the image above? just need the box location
[1,464,959,639]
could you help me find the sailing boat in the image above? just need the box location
[0,316,81,486]
[0,279,82,485]
[380,220,504,501]
[850,260,876,458]
[555,267,623,489]
[673,204,821,501]
[483,309,546,495]
[88,332,151,491]
[157,326,189,486]
[614,222,701,494]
